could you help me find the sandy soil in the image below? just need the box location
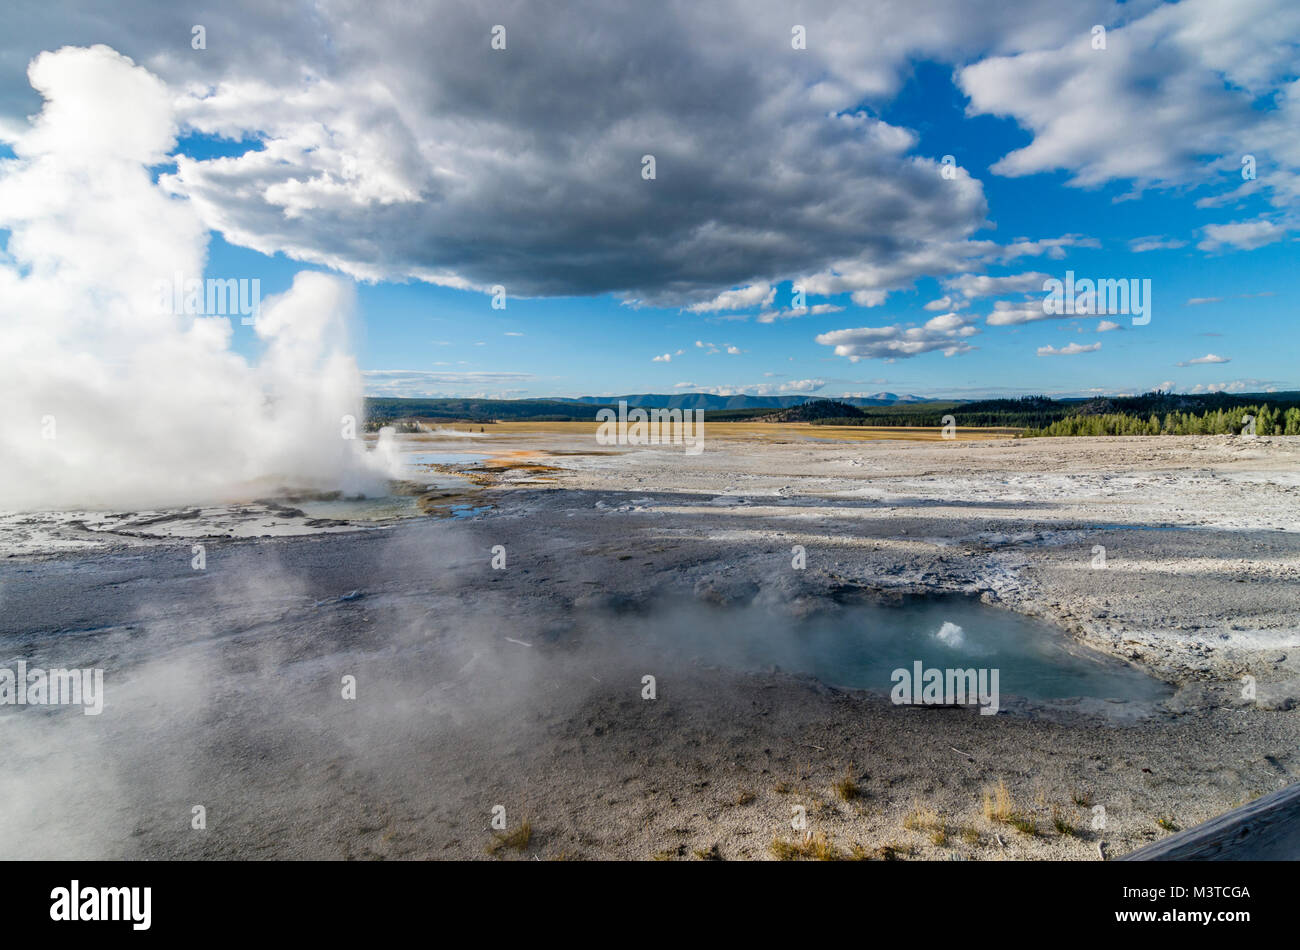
[2,432,1298,860]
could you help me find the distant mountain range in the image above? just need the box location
[363,390,1300,429]
[558,392,937,410]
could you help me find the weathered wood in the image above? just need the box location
[1119,782,1300,860]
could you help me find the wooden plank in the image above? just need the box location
[1119,782,1300,860]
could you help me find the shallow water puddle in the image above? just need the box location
[404,451,488,468]
[295,495,426,521]
[630,597,1169,705]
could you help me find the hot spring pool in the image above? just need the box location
[622,596,1169,706]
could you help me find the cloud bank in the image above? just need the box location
[0,0,1136,311]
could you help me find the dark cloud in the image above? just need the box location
[0,0,1120,305]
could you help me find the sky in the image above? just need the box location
[1,0,1298,402]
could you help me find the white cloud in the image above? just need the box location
[779,379,825,393]
[816,312,978,361]
[686,283,775,314]
[694,340,741,355]
[1129,236,1188,252]
[682,379,826,396]
[959,0,1300,222]
[943,271,1050,299]
[1096,320,1122,332]
[652,353,672,362]
[0,6,1144,336]
[1195,179,1264,209]
[1188,380,1253,393]
[985,299,1052,326]
[923,295,962,311]
[1176,353,1230,366]
[363,369,536,397]
[148,3,1022,308]
[5,2,1287,318]
[1198,219,1287,252]
[793,236,1097,311]
[1037,342,1101,356]
[1186,297,1223,305]
[755,303,845,323]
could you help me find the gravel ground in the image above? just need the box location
[2,432,1298,860]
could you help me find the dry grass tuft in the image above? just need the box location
[1008,814,1038,836]
[770,831,842,861]
[486,819,533,856]
[1052,804,1079,837]
[982,779,1038,835]
[903,803,941,832]
[983,779,1015,823]
[832,771,861,802]
[871,841,914,861]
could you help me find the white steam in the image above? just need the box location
[0,45,398,510]
[420,425,487,439]
[934,621,966,648]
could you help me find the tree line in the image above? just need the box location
[1026,405,1300,437]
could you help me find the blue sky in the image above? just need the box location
[7,1,1298,402]
[188,56,1294,401]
